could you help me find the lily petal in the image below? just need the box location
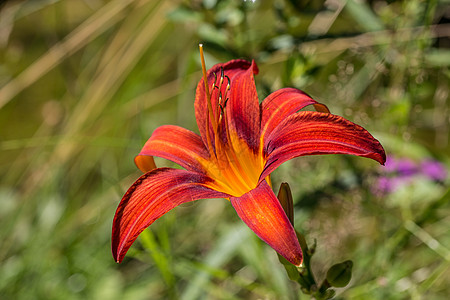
[112,168,229,263]
[230,180,303,266]
[135,125,210,173]
[261,111,386,180]
[225,60,260,150]
[260,88,329,143]
[135,155,157,173]
[195,60,260,151]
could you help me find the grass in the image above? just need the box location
[0,0,449,299]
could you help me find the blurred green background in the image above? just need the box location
[0,0,449,299]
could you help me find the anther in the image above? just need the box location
[223,98,229,108]
[222,75,231,101]
[220,67,225,86]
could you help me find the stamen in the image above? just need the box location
[219,67,224,87]
[223,98,229,108]
[205,110,216,158]
[223,76,231,102]
[199,44,218,132]
[213,72,217,86]
[218,92,226,116]
[199,45,260,194]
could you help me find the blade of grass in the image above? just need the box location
[124,71,201,118]
[140,229,178,299]
[404,220,450,262]
[343,0,384,32]
[0,0,136,109]
[418,262,450,293]
[181,224,250,300]
[10,0,172,197]
[56,0,170,160]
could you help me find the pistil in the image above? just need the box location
[199,44,217,159]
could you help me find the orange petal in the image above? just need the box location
[112,168,228,263]
[135,156,156,173]
[135,125,210,173]
[261,111,386,180]
[194,59,260,151]
[260,88,327,143]
[230,180,303,266]
[225,60,260,151]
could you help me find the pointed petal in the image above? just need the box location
[260,111,386,180]
[195,60,260,151]
[260,88,329,142]
[230,180,303,266]
[225,60,260,150]
[135,125,210,173]
[112,168,229,263]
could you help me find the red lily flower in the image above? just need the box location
[112,51,386,266]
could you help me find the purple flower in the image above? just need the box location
[373,156,447,196]
[421,159,447,181]
[374,175,413,195]
[384,157,417,177]
[375,176,393,194]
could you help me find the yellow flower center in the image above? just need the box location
[204,133,264,197]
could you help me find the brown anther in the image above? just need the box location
[223,98,229,108]
[219,67,225,86]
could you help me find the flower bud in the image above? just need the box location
[277,182,294,224]
[326,260,353,288]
